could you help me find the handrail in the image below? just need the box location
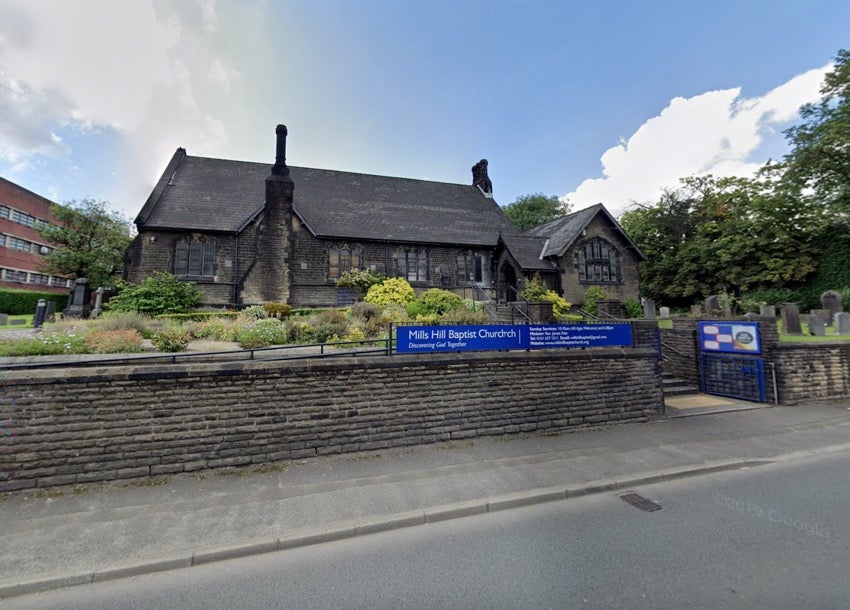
[505,286,532,323]
[0,337,392,371]
[659,338,688,359]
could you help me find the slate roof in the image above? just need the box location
[136,150,517,246]
[499,234,556,271]
[522,203,646,260]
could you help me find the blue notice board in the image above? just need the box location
[698,321,761,355]
[396,324,632,354]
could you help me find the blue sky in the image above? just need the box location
[0,0,848,221]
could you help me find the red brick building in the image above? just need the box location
[0,177,72,294]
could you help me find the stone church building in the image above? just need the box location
[125,125,645,308]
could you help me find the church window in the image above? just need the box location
[396,249,429,282]
[577,237,621,284]
[457,252,483,284]
[328,245,362,281]
[174,237,215,278]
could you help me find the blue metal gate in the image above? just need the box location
[699,354,767,402]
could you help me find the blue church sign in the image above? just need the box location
[396,324,632,354]
[698,321,762,355]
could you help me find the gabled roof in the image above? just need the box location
[522,203,646,261]
[499,234,557,271]
[136,150,518,246]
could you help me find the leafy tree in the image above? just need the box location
[107,272,201,315]
[37,199,133,288]
[503,193,570,231]
[779,49,850,216]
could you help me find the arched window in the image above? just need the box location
[174,237,216,277]
[576,237,621,284]
[328,245,362,281]
[394,249,429,282]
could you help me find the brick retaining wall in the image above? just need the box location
[0,348,663,491]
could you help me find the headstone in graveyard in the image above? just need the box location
[63,278,91,319]
[642,298,656,320]
[809,317,826,336]
[704,295,720,317]
[759,304,776,318]
[834,312,850,335]
[810,309,832,327]
[0,313,7,326]
[821,290,843,317]
[781,303,802,335]
[690,305,702,317]
[659,306,670,319]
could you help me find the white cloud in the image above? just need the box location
[564,66,831,215]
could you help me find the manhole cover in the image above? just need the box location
[619,492,662,512]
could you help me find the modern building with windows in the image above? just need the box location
[0,177,72,294]
[125,125,645,308]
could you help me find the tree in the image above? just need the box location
[37,199,133,288]
[503,193,570,231]
[106,272,201,315]
[779,49,850,216]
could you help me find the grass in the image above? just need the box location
[0,314,33,329]
[774,319,850,342]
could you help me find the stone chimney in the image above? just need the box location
[247,124,295,303]
[471,159,493,196]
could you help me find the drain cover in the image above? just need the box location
[619,492,662,512]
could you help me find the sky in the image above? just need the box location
[0,0,848,222]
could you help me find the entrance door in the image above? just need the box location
[502,264,518,302]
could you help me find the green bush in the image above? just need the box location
[313,309,350,343]
[107,273,201,315]
[191,317,240,342]
[364,278,416,307]
[91,311,153,335]
[519,273,548,301]
[285,319,315,343]
[264,302,293,319]
[624,299,643,319]
[156,311,240,322]
[335,269,386,293]
[238,318,287,348]
[439,307,490,325]
[0,289,68,316]
[350,301,382,323]
[329,326,370,347]
[581,286,609,316]
[407,288,463,318]
[151,328,192,352]
[239,305,268,320]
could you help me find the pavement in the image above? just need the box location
[2,396,850,601]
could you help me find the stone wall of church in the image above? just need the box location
[559,215,642,307]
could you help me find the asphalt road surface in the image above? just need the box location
[7,449,849,609]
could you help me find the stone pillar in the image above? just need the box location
[91,287,105,319]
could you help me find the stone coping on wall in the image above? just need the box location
[0,347,658,386]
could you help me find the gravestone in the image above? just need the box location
[704,295,721,317]
[9,318,25,326]
[45,300,56,322]
[835,312,850,335]
[760,304,776,318]
[0,313,7,325]
[690,305,702,317]
[781,303,802,335]
[91,287,105,319]
[809,317,826,336]
[642,299,656,320]
[64,278,91,319]
[659,306,670,318]
[34,299,48,328]
[810,309,831,327]
[821,290,843,317]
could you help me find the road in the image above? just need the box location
[6,449,849,609]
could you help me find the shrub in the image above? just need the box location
[238,318,287,348]
[156,311,240,322]
[107,273,201,315]
[313,309,350,343]
[539,290,572,321]
[350,301,383,323]
[285,319,315,343]
[581,286,609,316]
[407,288,463,318]
[380,303,411,324]
[519,273,548,301]
[335,269,386,293]
[240,305,268,321]
[364,278,415,307]
[0,289,69,316]
[264,302,293,319]
[624,299,643,319]
[192,317,240,342]
[91,311,153,335]
[330,326,370,348]
[439,306,490,325]
[151,328,192,352]
[84,330,144,353]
